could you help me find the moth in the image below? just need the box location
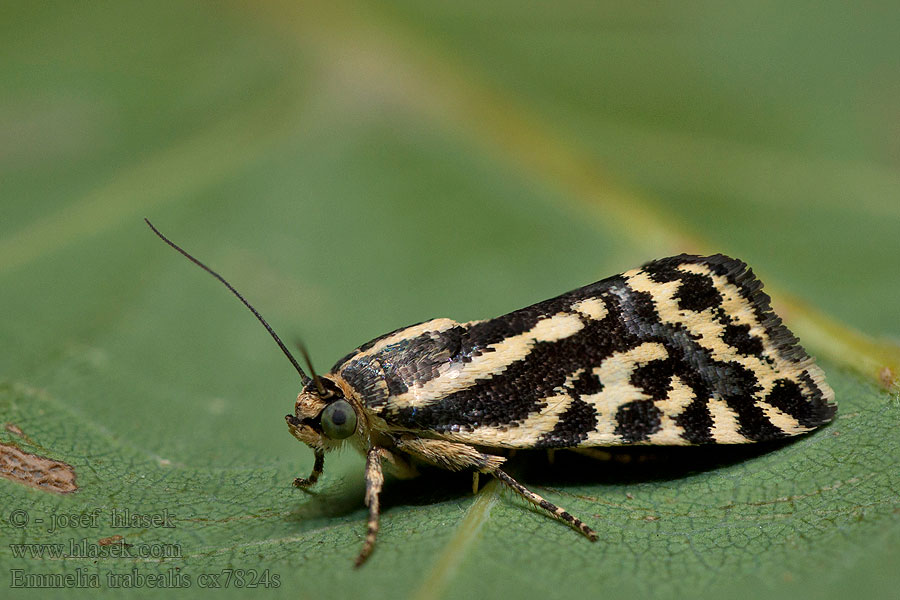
[147,220,836,567]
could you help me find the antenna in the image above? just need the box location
[145,218,311,385]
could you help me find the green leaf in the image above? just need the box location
[1,2,898,599]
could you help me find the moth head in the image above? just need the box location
[285,375,360,451]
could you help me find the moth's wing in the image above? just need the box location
[333,317,466,410]
[338,255,835,448]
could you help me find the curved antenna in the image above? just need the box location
[145,218,311,385]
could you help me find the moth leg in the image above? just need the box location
[378,447,419,480]
[393,436,506,473]
[293,449,325,488]
[393,437,597,541]
[393,437,501,494]
[355,447,384,568]
[492,469,598,542]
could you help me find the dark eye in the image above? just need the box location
[320,400,357,439]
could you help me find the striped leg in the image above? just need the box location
[293,449,324,488]
[492,469,598,542]
[355,447,384,568]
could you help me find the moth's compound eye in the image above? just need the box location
[321,400,357,439]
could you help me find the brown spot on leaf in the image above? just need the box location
[4,423,38,446]
[0,442,77,493]
[98,535,124,546]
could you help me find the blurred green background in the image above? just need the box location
[1,2,898,599]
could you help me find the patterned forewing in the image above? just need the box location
[336,255,835,448]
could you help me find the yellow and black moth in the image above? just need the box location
[147,220,836,567]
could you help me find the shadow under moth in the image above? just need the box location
[147,220,836,567]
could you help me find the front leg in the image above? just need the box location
[355,447,384,567]
[293,449,324,488]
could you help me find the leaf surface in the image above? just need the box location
[1,2,898,599]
